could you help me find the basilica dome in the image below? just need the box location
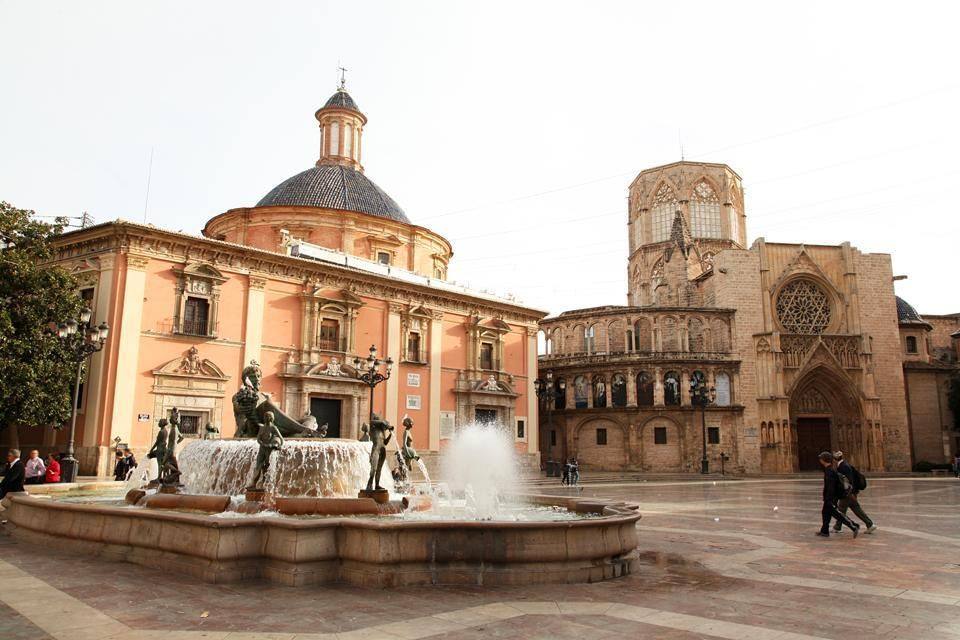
[256,164,410,224]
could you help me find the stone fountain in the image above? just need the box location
[1,360,641,587]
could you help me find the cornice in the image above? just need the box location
[52,221,545,325]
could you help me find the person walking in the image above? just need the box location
[816,451,859,538]
[954,453,960,479]
[833,451,877,534]
[23,450,45,485]
[44,452,61,484]
[0,449,26,499]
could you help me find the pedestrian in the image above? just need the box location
[954,453,960,479]
[24,449,46,485]
[0,449,26,499]
[113,448,136,482]
[816,451,859,538]
[44,452,61,484]
[833,451,877,534]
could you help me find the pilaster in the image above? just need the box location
[385,303,402,428]
[428,311,443,451]
[109,253,149,447]
[243,275,267,366]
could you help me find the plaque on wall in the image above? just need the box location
[138,413,150,422]
[440,411,455,438]
[406,394,421,410]
[407,373,421,387]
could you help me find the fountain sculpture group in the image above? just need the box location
[1,358,641,587]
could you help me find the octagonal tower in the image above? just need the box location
[627,161,746,306]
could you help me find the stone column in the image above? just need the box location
[428,311,443,451]
[565,379,575,409]
[385,303,403,428]
[109,253,149,450]
[82,254,117,448]
[526,327,539,453]
[654,367,664,406]
[586,378,594,409]
[626,368,637,407]
[242,275,267,367]
[680,370,691,406]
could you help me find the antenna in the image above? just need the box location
[142,147,154,223]
[678,128,685,161]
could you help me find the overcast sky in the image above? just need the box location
[2,1,957,316]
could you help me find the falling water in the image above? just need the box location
[439,422,517,519]
[179,438,394,497]
[414,458,431,484]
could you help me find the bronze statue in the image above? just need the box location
[400,415,419,469]
[231,359,323,438]
[358,423,370,442]
[364,413,394,491]
[147,412,183,486]
[247,411,284,491]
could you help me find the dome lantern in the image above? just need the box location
[315,74,367,172]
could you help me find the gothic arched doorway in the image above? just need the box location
[789,365,866,471]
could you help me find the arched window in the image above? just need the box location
[651,183,678,242]
[555,378,566,409]
[593,376,607,407]
[663,371,681,406]
[715,372,731,406]
[607,320,626,353]
[537,330,548,356]
[688,317,705,352]
[637,371,654,406]
[711,318,730,351]
[573,375,588,409]
[344,123,353,157]
[905,336,918,354]
[584,325,596,353]
[611,374,627,407]
[689,180,721,238]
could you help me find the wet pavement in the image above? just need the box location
[1,476,959,639]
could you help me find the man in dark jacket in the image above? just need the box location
[0,448,26,499]
[817,451,859,538]
[833,451,877,534]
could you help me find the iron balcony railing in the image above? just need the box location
[174,319,218,337]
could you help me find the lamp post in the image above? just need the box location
[353,344,393,424]
[55,307,109,483]
[534,371,566,476]
[690,376,716,475]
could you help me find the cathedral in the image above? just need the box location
[537,161,959,474]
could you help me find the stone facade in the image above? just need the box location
[539,160,954,474]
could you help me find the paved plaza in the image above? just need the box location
[1,477,959,639]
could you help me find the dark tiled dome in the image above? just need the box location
[896,296,931,327]
[323,90,360,112]
[256,164,410,224]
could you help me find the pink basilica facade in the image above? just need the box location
[17,86,544,476]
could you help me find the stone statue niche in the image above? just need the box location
[232,360,327,438]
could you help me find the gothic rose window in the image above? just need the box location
[776,280,831,334]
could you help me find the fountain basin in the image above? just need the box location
[2,492,640,587]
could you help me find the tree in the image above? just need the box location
[0,201,85,436]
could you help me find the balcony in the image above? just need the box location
[539,350,735,367]
[174,319,218,338]
[318,337,348,353]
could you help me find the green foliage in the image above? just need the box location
[947,373,960,431]
[0,201,85,432]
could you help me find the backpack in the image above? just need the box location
[849,464,867,491]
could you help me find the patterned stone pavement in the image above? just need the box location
[1,477,959,639]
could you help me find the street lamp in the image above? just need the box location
[534,370,566,476]
[56,308,109,483]
[353,344,393,424]
[690,376,716,475]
